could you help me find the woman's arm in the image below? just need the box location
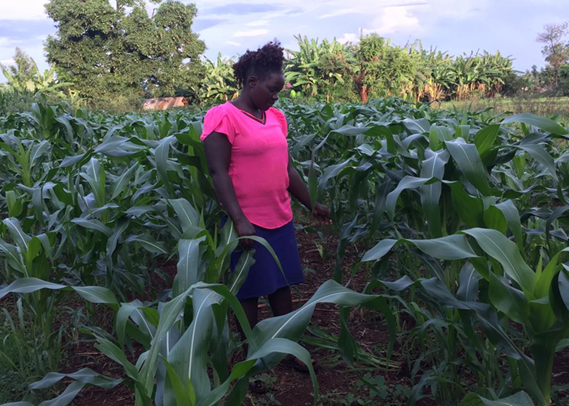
[287,154,331,222]
[204,132,256,250]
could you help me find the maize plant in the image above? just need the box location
[1,97,569,405]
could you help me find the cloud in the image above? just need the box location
[0,59,15,65]
[388,1,428,7]
[233,29,268,37]
[1,1,49,20]
[204,3,282,15]
[0,37,22,48]
[247,20,270,26]
[337,33,359,44]
[320,8,359,19]
[362,4,422,36]
[226,41,241,46]
[194,18,226,31]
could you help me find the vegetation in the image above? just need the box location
[280,34,515,104]
[1,4,566,110]
[537,22,569,88]
[44,0,206,107]
[0,97,568,406]
[437,97,569,121]
[1,4,569,405]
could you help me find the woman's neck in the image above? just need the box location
[231,93,262,119]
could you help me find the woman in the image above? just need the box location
[200,40,330,332]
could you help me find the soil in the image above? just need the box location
[17,221,569,406]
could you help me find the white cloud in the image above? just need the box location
[0,59,15,65]
[247,20,270,27]
[0,37,21,48]
[337,33,359,44]
[233,29,268,38]
[320,8,359,19]
[363,5,422,35]
[1,1,49,20]
[226,41,241,46]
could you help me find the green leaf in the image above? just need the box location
[29,140,50,166]
[94,337,139,381]
[125,234,168,255]
[457,263,482,302]
[0,238,25,273]
[249,280,395,375]
[169,289,222,401]
[420,149,449,237]
[3,218,31,253]
[6,190,23,217]
[362,234,478,262]
[428,125,441,150]
[308,153,317,211]
[317,158,353,195]
[534,249,569,299]
[463,228,535,292]
[169,199,200,233]
[71,218,112,237]
[502,113,568,136]
[111,163,139,200]
[30,368,122,390]
[483,205,507,234]
[445,138,491,196]
[460,391,534,406]
[403,118,430,133]
[517,144,558,181]
[0,278,65,300]
[226,250,255,295]
[71,286,118,305]
[164,358,196,406]
[494,200,524,252]
[155,136,175,192]
[37,381,85,406]
[488,272,530,325]
[174,238,205,297]
[386,176,430,219]
[140,286,195,394]
[474,124,500,157]
[447,182,484,228]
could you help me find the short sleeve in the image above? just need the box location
[201,105,235,144]
[272,108,288,138]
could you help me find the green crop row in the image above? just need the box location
[0,98,568,406]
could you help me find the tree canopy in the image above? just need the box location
[45,0,206,104]
[536,22,569,87]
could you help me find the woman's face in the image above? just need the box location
[249,71,285,111]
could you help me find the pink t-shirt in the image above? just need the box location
[201,102,293,229]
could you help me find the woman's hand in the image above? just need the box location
[313,203,332,224]
[234,217,256,251]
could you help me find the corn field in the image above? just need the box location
[1,98,569,406]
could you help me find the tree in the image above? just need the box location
[44,0,206,105]
[0,47,72,97]
[537,22,569,88]
[559,63,569,96]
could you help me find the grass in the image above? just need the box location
[0,305,53,404]
[436,96,569,122]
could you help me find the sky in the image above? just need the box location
[1,0,568,78]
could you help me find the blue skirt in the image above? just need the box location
[229,221,304,301]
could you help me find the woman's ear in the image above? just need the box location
[247,75,258,89]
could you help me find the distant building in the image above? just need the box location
[142,97,189,110]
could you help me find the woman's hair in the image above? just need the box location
[233,41,285,88]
